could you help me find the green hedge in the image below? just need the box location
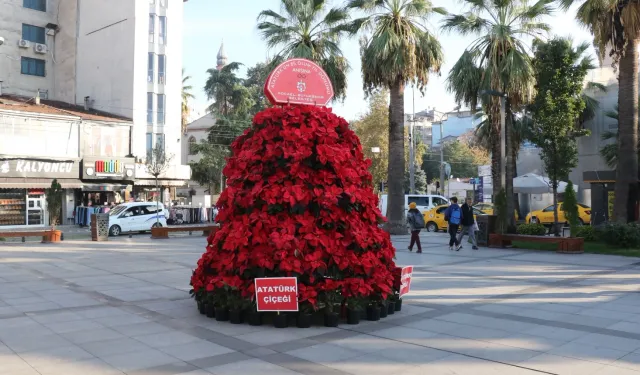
[516,223,547,236]
[598,223,640,248]
[574,226,597,242]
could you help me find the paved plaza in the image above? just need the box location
[0,232,640,374]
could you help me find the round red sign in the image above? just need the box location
[264,58,334,106]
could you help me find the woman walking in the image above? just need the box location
[407,202,425,253]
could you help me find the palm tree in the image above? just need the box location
[204,62,244,116]
[560,0,640,223]
[599,98,640,169]
[182,68,195,135]
[257,0,351,101]
[443,0,553,231]
[347,0,444,234]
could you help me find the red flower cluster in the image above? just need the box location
[190,105,397,307]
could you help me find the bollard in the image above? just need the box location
[22,237,25,243]
[61,233,64,241]
[189,231,192,236]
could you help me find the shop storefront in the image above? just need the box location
[80,157,136,206]
[0,158,82,228]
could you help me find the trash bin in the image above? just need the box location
[91,213,109,241]
[476,215,497,246]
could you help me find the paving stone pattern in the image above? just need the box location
[1,232,640,374]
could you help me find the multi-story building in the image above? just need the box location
[0,0,189,228]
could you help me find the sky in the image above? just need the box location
[182,0,595,122]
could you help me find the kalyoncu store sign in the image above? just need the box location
[0,159,79,178]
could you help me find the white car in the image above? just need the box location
[378,194,449,217]
[108,202,168,236]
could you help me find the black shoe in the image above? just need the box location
[472,246,479,250]
[408,247,413,252]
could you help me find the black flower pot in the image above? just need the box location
[347,309,360,325]
[395,299,402,311]
[297,313,313,328]
[366,305,381,321]
[229,309,244,324]
[273,313,288,328]
[205,303,215,318]
[247,311,262,326]
[379,304,388,318]
[324,312,339,327]
[387,302,396,315]
[215,307,229,321]
[359,308,367,319]
[197,301,205,315]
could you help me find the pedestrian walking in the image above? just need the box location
[457,198,478,250]
[406,202,424,253]
[444,197,463,251]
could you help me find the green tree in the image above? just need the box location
[348,0,444,234]
[443,0,552,231]
[190,141,229,195]
[598,97,640,169]
[204,62,254,117]
[560,0,640,224]
[145,144,174,226]
[530,38,591,235]
[421,141,490,184]
[182,68,195,135]
[45,179,63,228]
[563,180,579,237]
[257,0,351,100]
[404,169,428,194]
[244,61,272,114]
[351,91,390,193]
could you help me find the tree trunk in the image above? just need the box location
[386,79,407,234]
[505,100,516,233]
[552,185,559,236]
[155,176,160,226]
[490,100,501,203]
[512,144,521,220]
[614,39,639,223]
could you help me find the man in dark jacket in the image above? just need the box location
[457,197,478,250]
[444,197,463,251]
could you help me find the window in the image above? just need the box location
[148,14,155,43]
[157,54,166,84]
[155,133,165,150]
[146,133,153,156]
[22,24,45,44]
[158,16,167,45]
[147,53,154,83]
[157,94,165,124]
[432,197,448,206]
[142,205,161,214]
[436,207,447,214]
[407,196,429,207]
[159,0,168,8]
[543,205,555,212]
[21,57,45,77]
[188,136,197,155]
[23,0,46,11]
[147,93,154,124]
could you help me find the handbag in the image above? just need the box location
[473,220,479,232]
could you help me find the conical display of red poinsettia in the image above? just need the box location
[190,104,397,311]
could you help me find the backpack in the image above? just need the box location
[413,212,425,228]
[449,205,462,225]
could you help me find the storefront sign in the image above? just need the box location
[82,157,135,180]
[0,159,79,178]
[264,58,334,106]
[399,266,413,297]
[254,277,298,312]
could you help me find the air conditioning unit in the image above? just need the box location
[18,39,30,48]
[34,43,47,54]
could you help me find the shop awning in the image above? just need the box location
[135,180,187,187]
[0,178,83,189]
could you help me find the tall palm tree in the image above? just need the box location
[347,0,444,234]
[599,97,640,169]
[204,62,243,116]
[257,0,351,101]
[443,0,553,230]
[182,68,195,135]
[560,0,640,222]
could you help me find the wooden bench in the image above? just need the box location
[151,225,219,239]
[489,233,584,253]
[0,230,62,243]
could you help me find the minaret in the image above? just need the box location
[216,41,228,71]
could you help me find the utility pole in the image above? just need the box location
[409,87,416,194]
[439,120,444,195]
[500,96,507,189]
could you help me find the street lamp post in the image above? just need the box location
[431,110,448,195]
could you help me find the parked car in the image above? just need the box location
[108,202,168,236]
[473,202,519,220]
[379,194,449,217]
[526,203,591,225]
[422,204,486,232]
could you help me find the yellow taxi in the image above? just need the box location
[422,204,486,232]
[526,203,591,225]
[473,203,519,220]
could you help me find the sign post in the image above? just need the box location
[399,266,413,297]
[254,277,299,312]
[263,58,334,106]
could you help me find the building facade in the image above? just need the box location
[0,0,189,227]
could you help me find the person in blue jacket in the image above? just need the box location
[444,197,463,251]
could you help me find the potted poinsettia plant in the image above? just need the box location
[247,300,262,326]
[227,291,248,324]
[211,288,229,321]
[321,289,342,327]
[346,297,366,325]
[297,284,318,328]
